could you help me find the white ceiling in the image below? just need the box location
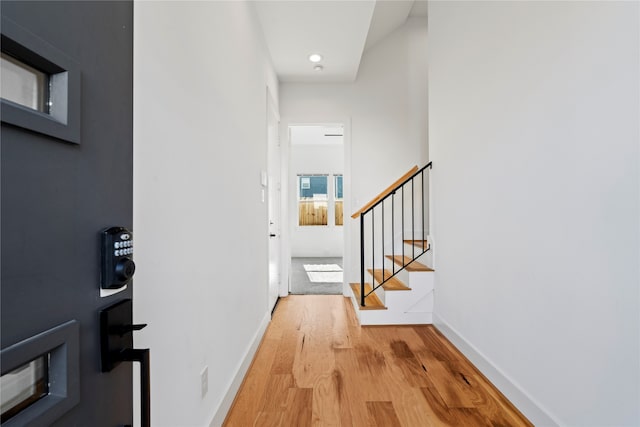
[255,1,426,83]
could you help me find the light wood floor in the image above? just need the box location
[223,296,532,426]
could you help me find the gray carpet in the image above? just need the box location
[290,257,343,295]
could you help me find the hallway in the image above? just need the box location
[130,2,639,425]
[224,295,531,426]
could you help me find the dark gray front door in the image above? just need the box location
[1,1,134,425]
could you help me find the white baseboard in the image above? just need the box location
[209,312,271,427]
[433,313,561,427]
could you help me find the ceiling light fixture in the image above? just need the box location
[308,53,323,63]
[313,65,324,72]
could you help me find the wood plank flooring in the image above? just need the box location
[223,296,532,427]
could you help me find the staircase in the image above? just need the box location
[349,163,434,325]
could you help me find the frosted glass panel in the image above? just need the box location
[0,355,49,422]
[1,52,48,112]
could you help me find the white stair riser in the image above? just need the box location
[373,283,386,305]
[405,290,434,313]
[386,230,429,254]
[366,269,434,308]
[384,254,432,278]
[386,288,434,312]
[359,309,433,325]
[374,265,434,293]
[349,287,435,325]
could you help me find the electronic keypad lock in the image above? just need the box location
[101,227,136,289]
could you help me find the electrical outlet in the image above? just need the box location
[200,366,208,398]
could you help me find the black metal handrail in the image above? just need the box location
[357,162,432,306]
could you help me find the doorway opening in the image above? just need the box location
[288,124,344,295]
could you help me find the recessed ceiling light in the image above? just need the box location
[314,65,324,72]
[309,53,323,63]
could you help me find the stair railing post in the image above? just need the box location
[401,185,405,262]
[422,169,425,251]
[371,209,375,292]
[411,178,415,261]
[381,199,384,275]
[391,192,395,276]
[360,212,365,307]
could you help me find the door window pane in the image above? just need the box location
[299,175,328,226]
[1,52,48,113]
[0,355,49,422]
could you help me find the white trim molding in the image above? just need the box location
[209,312,271,427]
[433,313,562,427]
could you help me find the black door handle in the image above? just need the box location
[121,348,150,427]
[100,299,151,427]
[270,233,277,237]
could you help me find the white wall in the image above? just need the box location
[133,2,278,426]
[428,2,639,426]
[280,17,428,283]
[290,127,344,257]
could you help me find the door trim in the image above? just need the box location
[280,118,352,296]
[1,16,81,144]
[1,320,80,426]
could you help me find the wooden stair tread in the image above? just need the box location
[386,255,434,272]
[404,239,429,249]
[349,283,387,310]
[368,269,411,291]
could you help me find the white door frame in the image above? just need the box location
[280,117,352,296]
[266,87,281,312]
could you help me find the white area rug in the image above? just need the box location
[303,264,343,272]
[306,271,344,283]
[291,258,343,295]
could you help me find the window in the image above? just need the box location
[298,175,328,226]
[0,355,49,422]
[0,52,48,113]
[298,174,344,227]
[300,177,310,190]
[0,320,80,426]
[335,175,343,226]
[1,18,81,143]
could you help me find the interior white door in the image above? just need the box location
[267,91,281,312]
